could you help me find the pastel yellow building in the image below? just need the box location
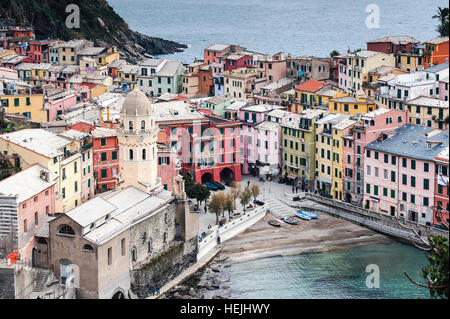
[223,67,257,99]
[406,96,449,130]
[0,93,48,122]
[314,113,352,197]
[330,118,358,201]
[344,50,396,94]
[0,129,83,212]
[328,92,376,116]
[396,53,424,72]
[96,47,120,66]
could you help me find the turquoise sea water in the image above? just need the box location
[108,0,447,64]
[227,243,431,299]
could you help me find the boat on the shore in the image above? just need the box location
[268,220,281,227]
[282,216,298,225]
[299,211,318,219]
[295,211,311,220]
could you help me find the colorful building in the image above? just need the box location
[340,50,396,94]
[0,129,83,213]
[0,89,48,122]
[223,67,258,100]
[342,108,409,205]
[366,35,419,56]
[0,164,56,265]
[281,109,327,190]
[423,36,449,68]
[314,113,352,196]
[91,127,120,192]
[291,79,328,113]
[364,124,448,224]
[433,147,449,227]
[155,100,242,184]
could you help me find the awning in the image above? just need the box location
[287,174,298,180]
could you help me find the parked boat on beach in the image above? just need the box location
[268,220,281,227]
[295,211,311,220]
[282,216,298,225]
[299,211,318,219]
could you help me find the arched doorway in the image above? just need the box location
[201,172,213,184]
[112,290,125,299]
[220,167,234,182]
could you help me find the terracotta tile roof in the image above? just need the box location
[295,80,328,92]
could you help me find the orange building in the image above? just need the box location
[424,36,449,68]
[198,64,214,96]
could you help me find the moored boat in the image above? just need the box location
[299,211,318,219]
[268,220,281,227]
[296,211,311,220]
[282,216,298,225]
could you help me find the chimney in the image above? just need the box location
[40,169,50,182]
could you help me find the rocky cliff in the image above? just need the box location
[0,0,187,62]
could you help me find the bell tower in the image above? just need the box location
[118,88,160,193]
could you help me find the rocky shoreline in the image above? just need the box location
[165,259,233,299]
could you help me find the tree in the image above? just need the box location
[330,50,340,58]
[186,183,210,207]
[208,192,226,224]
[249,183,260,203]
[432,7,449,25]
[230,182,241,207]
[223,192,235,220]
[239,186,252,214]
[433,7,449,36]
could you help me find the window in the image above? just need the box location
[424,163,429,172]
[129,149,134,160]
[141,120,146,131]
[411,160,416,170]
[391,156,396,165]
[101,138,106,146]
[74,181,78,192]
[411,176,416,187]
[121,239,126,256]
[23,219,27,233]
[112,151,117,160]
[58,225,75,236]
[101,169,107,178]
[83,244,94,252]
[366,184,371,194]
[402,174,407,185]
[101,152,107,161]
[423,179,429,190]
[107,247,112,265]
[384,154,388,163]
[142,149,146,160]
[131,247,137,262]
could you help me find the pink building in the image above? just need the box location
[337,57,348,92]
[239,104,298,176]
[157,130,180,191]
[45,88,78,120]
[364,124,449,225]
[0,66,18,80]
[439,77,449,101]
[255,52,287,85]
[342,109,409,205]
[0,164,56,264]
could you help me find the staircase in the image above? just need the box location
[33,270,50,293]
[264,198,298,218]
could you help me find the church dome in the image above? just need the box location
[120,88,154,116]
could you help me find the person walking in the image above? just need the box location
[152,286,155,296]
[247,180,250,187]
[156,286,160,295]
[217,235,221,244]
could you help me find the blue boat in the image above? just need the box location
[295,211,311,221]
[300,211,318,219]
